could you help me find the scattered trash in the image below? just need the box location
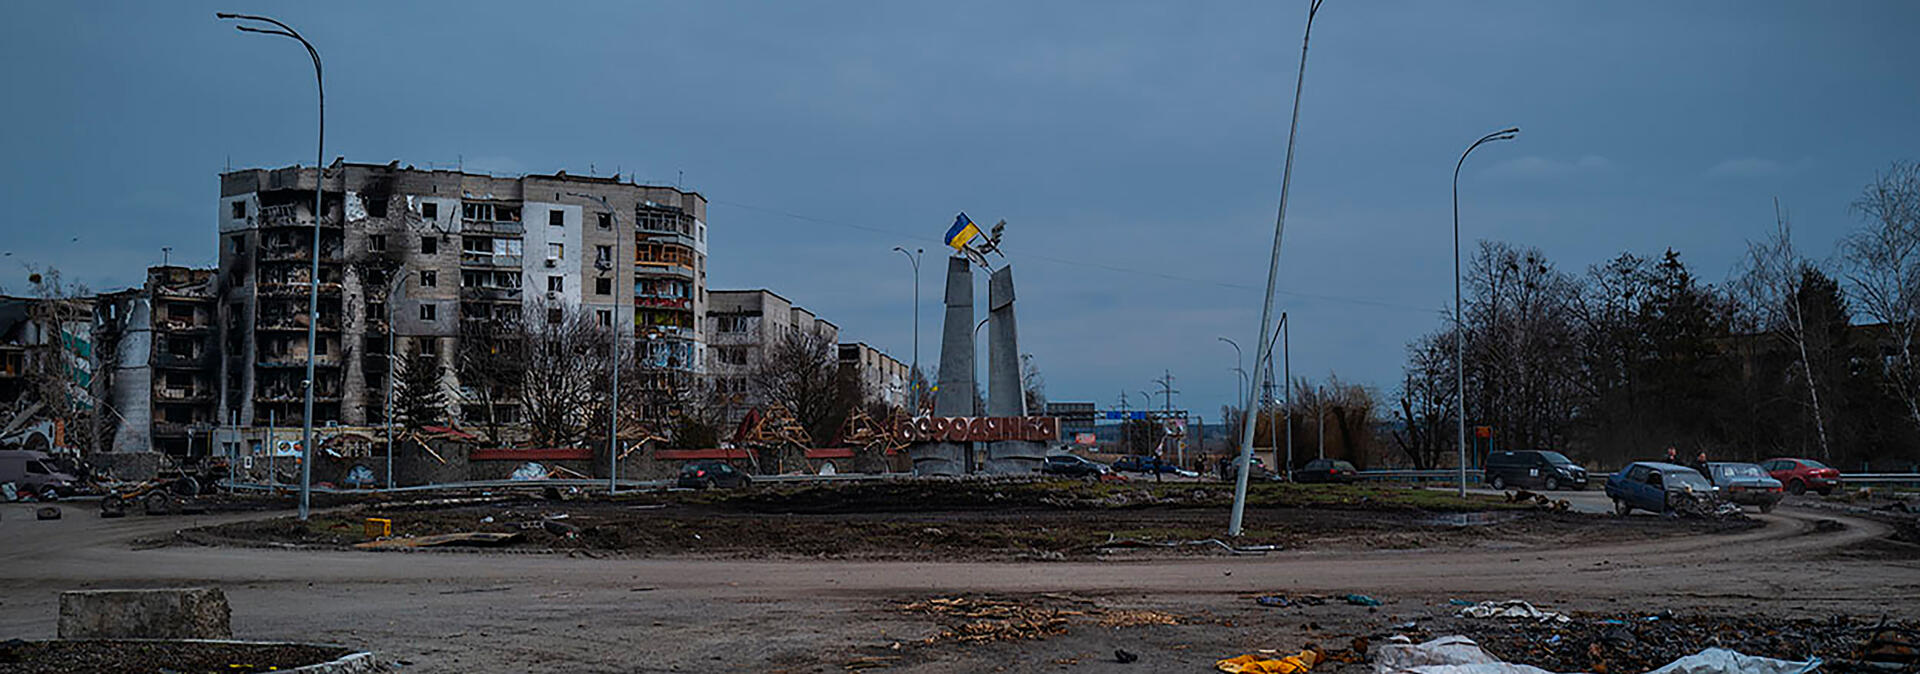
[1115,649,1139,664]
[35,506,60,520]
[896,596,1076,644]
[1864,623,1919,664]
[541,517,580,538]
[1255,594,1327,608]
[342,464,377,488]
[363,517,391,538]
[1217,649,1320,673]
[1448,599,1477,607]
[509,462,549,481]
[1457,600,1571,624]
[1097,610,1181,628]
[1344,594,1383,607]
[479,516,495,524]
[1257,596,1289,608]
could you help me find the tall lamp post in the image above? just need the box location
[1452,127,1519,497]
[219,12,324,520]
[1217,336,1247,458]
[893,246,923,411]
[568,192,624,494]
[1231,0,1326,537]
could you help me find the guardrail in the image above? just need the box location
[1840,473,1920,486]
[1354,469,1484,483]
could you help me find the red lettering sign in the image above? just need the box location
[894,417,1060,443]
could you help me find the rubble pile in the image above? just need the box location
[1464,612,1915,672]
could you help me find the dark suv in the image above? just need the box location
[676,461,752,489]
[1041,454,1109,478]
[1484,450,1587,491]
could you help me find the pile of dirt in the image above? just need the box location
[0,639,351,674]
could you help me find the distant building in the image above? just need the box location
[837,342,910,410]
[215,161,708,430]
[703,289,838,427]
[0,293,97,453]
[93,266,219,457]
[1044,401,1097,437]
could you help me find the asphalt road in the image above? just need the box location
[3,497,1915,672]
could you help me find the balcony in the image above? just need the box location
[462,220,526,236]
[257,354,341,368]
[635,295,693,311]
[258,247,344,263]
[459,286,524,302]
[634,262,695,279]
[257,282,343,297]
[259,204,341,229]
[460,252,522,269]
[155,387,213,402]
[255,316,343,332]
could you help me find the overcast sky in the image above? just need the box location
[3,1,1917,418]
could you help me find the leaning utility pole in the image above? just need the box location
[1231,0,1325,537]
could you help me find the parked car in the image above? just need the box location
[1484,450,1588,491]
[1041,454,1109,478]
[1702,462,1784,513]
[676,461,752,489]
[1604,461,1715,516]
[1217,457,1282,482]
[0,449,81,500]
[1291,458,1359,484]
[1761,457,1842,496]
[1111,455,1186,475]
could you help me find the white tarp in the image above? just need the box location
[1374,636,1821,674]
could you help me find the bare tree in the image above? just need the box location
[1020,353,1046,414]
[1844,160,1920,430]
[393,341,446,429]
[518,299,610,447]
[454,314,525,443]
[750,326,849,445]
[1392,331,1454,469]
[1731,206,1832,460]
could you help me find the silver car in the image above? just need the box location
[1703,462,1783,513]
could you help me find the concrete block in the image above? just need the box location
[89,452,161,481]
[58,588,233,639]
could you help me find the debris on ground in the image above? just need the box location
[1217,648,1321,673]
[1344,594,1384,607]
[351,532,523,549]
[1464,612,1901,673]
[1115,648,1138,663]
[1457,600,1572,624]
[1255,594,1330,609]
[1644,648,1820,674]
[1088,535,1278,556]
[896,596,1077,644]
[35,506,60,520]
[1504,490,1573,512]
[1098,610,1182,628]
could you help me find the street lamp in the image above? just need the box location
[1453,127,1519,497]
[893,246,923,412]
[1231,0,1325,538]
[1217,336,1245,415]
[567,192,624,494]
[219,11,324,521]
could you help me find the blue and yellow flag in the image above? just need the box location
[944,212,981,251]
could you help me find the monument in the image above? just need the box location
[905,213,1058,475]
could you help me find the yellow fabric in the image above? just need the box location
[1215,650,1318,674]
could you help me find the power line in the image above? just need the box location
[709,199,1434,313]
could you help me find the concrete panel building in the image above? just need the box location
[216,161,708,431]
[93,266,220,457]
[704,289,838,426]
[837,342,910,410]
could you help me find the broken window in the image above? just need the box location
[548,308,564,324]
[549,209,565,227]
[419,270,437,288]
[229,235,245,255]
[420,304,437,321]
[595,278,612,295]
[596,245,612,264]
[598,309,612,327]
[232,201,247,219]
[369,234,386,252]
[421,236,438,254]
[462,236,492,254]
[548,276,564,292]
[597,212,612,229]
[549,242,564,260]
[422,202,438,219]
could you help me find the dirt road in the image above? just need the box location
[2,499,1915,672]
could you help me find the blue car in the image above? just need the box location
[1604,461,1714,516]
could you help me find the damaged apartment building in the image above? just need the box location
[215,160,709,434]
[93,266,220,457]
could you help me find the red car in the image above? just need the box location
[1760,457,1842,496]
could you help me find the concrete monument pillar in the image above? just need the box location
[984,265,1046,473]
[911,256,975,475]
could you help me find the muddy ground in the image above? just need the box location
[838,592,1918,673]
[0,639,352,674]
[174,480,1751,560]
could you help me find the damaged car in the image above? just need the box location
[1604,461,1717,517]
[1704,461,1784,514]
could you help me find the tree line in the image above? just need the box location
[1393,161,1920,471]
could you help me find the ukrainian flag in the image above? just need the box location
[944,212,981,251]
